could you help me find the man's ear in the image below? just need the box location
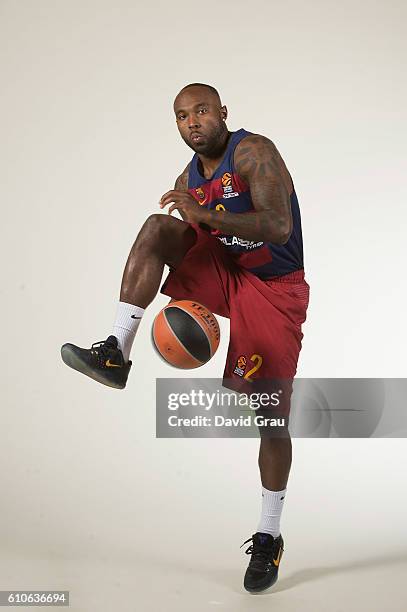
[221,105,228,121]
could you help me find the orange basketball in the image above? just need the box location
[152,300,220,368]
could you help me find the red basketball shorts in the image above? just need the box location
[160,224,310,419]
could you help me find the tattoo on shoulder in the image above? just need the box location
[174,163,190,191]
[234,135,292,193]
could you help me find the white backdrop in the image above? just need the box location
[1,1,406,610]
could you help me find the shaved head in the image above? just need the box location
[173,83,228,158]
[174,83,222,109]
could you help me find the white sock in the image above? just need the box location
[257,486,287,538]
[112,301,145,362]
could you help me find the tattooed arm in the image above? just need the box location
[204,135,293,244]
[174,163,190,190]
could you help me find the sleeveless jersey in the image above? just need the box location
[187,128,304,280]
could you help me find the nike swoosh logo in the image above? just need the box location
[106,359,121,368]
[273,547,283,567]
[131,315,141,319]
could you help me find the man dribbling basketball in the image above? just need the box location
[61,83,310,593]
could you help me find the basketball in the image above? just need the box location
[152,300,220,368]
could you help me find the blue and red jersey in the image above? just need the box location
[187,128,304,280]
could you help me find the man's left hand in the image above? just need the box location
[159,190,209,224]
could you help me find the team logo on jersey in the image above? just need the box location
[222,172,232,188]
[195,187,207,205]
[221,172,233,194]
[234,355,247,377]
[221,172,239,199]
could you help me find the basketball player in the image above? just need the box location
[61,83,310,593]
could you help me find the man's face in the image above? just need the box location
[173,87,227,157]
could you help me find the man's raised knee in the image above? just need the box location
[142,213,169,236]
[142,213,185,240]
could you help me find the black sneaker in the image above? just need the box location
[241,532,284,593]
[61,335,131,389]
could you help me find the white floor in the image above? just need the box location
[1,529,406,612]
[1,436,406,612]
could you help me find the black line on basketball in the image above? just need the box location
[164,306,211,363]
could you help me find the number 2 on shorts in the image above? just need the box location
[244,354,263,382]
